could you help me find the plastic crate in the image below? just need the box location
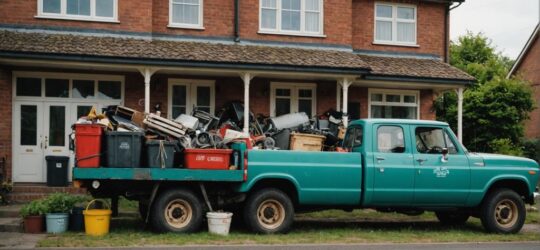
[75,124,103,168]
[146,140,178,168]
[184,149,233,170]
[106,131,143,168]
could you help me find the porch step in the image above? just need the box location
[7,184,87,203]
[0,205,22,218]
[0,217,23,233]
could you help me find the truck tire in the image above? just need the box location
[243,188,294,234]
[480,188,526,234]
[150,188,203,233]
[435,211,469,225]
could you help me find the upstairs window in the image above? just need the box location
[169,0,203,29]
[374,3,417,45]
[38,0,117,22]
[260,0,324,37]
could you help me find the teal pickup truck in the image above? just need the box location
[74,119,539,234]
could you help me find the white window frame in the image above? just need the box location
[258,0,325,37]
[12,71,125,103]
[168,0,204,29]
[368,88,420,120]
[167,79,215,119]
[270,82,317,117]
[36,0,119,23]
[373,2,418,47]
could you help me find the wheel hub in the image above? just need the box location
[495,199,518,228]
[257,199,285,230]
[164,199,193,229]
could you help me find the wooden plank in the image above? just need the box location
[147,113,185,130]
[144,121,184,138]
[144,118,186,135]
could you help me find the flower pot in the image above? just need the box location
[69,207,85,231]
[46,213,69,234]
[23,215,44,234]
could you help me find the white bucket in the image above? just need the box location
[206,212,233,236]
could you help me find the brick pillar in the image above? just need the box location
[420,89,436,120]
[0,68,12,182]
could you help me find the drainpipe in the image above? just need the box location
[445,1,463,63]
[234,0,240,42]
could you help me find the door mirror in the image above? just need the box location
[441,147,449,162]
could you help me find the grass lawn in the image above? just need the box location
[37,202,540,248]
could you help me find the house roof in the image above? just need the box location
[507,23,540,78]
[0,30,474,84]
[358,54,476,83]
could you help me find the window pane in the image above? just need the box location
[415,127,445,154]
[404,95,416,103]
[386,94,400,102]
[371,93,383,102]
[172,85,187,106]
[196,86,210,107]
[275,98,291,116]
[45,79,69,98]
[397,22,415,43]
[377,126,405,153]
[371,105,417,119]
[298,99,312,117]
[305,0,319,11]
[20,105,37,146]
[172,106,186,119]
[172,2,200,25]
[282,0,300,10]
[376,5,392,18]
[262,0,277,8]
[96,0,114,17]
[98,81,121,99]
[72,80,95,98]
[282,10,301,31]
[67,0,91,16]
[16,78,41,97]
[261,9,277,29]
[77,105,93,119]
[49,106,66,147]
[43,0,61,13]
[376,21,392,41]
[298,89,312,98]
[445,132,458,154]
[397,7,414,20]
[305,12,319,32]
[276,88,291,96]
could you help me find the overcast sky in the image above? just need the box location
[450,0,539,59]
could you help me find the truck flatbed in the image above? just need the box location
[73,167,244,182]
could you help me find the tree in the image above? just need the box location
[435,32,535,153]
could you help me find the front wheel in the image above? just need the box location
[480,188,526,234]
[150,188,203,233]
[243,188,294,234]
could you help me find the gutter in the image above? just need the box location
[234,0,240,42]
[0,51,370,75]
[363,74,475,85]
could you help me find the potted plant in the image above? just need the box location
[20,199,47,233]
[44,193,82,234]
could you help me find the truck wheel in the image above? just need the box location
[435,211,469,225]
[480,188,525,234]
[244,188,294,234]
[150,188,203,233]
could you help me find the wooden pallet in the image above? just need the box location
[144,113,187,138]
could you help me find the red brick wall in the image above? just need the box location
[0,68,13,182]
[420,89,435,120]
[352,0,447,57]
[514,36,540,138]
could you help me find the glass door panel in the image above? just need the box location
[13,102,44,182]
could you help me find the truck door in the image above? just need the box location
[412,126,470,206]
[371,124,415,205]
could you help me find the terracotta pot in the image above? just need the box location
[23,215,44,234]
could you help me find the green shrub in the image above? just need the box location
[20,199,48,217]
[522,139,540,163]
[489,138,524,156]
[44,193,86,214]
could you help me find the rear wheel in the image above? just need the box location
[435,211,470,226]
[243,188,294,234]
[150,188,203,233]
[480,188,525,234]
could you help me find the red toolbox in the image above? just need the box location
[75,124,103,168]
[184,149,233,170]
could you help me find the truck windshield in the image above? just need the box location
[343,126,363,149]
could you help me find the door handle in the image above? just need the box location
[44,136,48,149]
[416,158,427,165]
[376,157,385,161]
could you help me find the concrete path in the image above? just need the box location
[0,232,45,249]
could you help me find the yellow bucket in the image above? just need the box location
[83,199,112,236]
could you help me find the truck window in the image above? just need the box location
[343,127,363,148]
[415,127,458,154]
[377,126,405,153]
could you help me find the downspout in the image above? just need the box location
[445,1,463,63]
[234,0,240,42]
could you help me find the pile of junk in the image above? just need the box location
[72,102,347,170]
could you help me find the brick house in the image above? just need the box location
[508,23,540,139]
[0,0,474,189]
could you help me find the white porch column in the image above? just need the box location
[457,87,464,143]
[138,68,158,113]
[339,78,353,128]
[241,72,254,134]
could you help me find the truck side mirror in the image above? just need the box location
[441,147,449,162]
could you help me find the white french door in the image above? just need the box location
[13,102,45,182]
